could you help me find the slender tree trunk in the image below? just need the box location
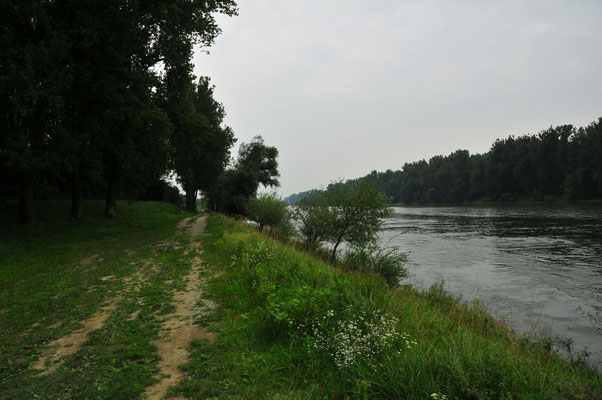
[105,157,119,217]
[18,183,35,228]
[185,186,196,212]
[331,241,341,261]
[105,174,118,217]
[71,163,84,220]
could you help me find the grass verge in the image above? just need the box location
[1,204,600,399]
[173,214,601,399]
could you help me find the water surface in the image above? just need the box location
[380,204,602,368]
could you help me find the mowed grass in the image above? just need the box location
[0,199,196,399]
[172,214,601,400]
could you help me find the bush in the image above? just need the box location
[292,180,391,260]
[247,193,290,231]
[292,191,330,248]
[342,245,408,286]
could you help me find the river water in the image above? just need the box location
[380,204,602,368]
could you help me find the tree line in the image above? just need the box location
[1,1,280,226]
[287,118,602,204]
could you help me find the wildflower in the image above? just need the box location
[303,308,417,371]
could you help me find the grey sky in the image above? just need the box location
[193,0,602,197]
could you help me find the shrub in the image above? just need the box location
[292,180,392,260]
[246,193,289,232]
[292,191,330,248]
[342,245,408,286]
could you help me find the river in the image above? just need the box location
[380,204,602,368]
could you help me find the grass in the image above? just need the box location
[172,214,601,399]
[1,202,600,399]
[0,199,195,399]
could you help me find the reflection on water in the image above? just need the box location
[381,204,602,368]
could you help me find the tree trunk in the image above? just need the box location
[185,187,196,212]
[18,183,35,228]
[331,241,340,262]
[71,163,84,220]
[105,157,119,217]
[105,173,118,217]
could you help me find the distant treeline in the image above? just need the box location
[286,118,602,204]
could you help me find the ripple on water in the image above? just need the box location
[383,204,602,368]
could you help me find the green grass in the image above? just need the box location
[1,203,600,399]
[172,214,601,400]
[0,199,195,399]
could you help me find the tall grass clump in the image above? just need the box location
[177,214,601,400]
[342,245,408,286]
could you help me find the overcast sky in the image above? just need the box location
[193,0,602,197]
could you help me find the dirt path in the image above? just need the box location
[143,215,216,400]
[31,217,195,375]
[31,214,216,394]
[32,296,121,375]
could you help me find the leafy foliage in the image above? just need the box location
[246,193,290,233]
[208,136,280,215]
[323,180,392,258]
[293,180,391,260]
[292,191,331,247]
[288,118,602,205]
[0,0,239,222]
[342,245,408,286]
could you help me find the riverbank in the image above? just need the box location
[183,214,600,399]
[0,201,600,398]
[382,204,602,368]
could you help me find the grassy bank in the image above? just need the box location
[178,214,601,399]
[1,202,600,399]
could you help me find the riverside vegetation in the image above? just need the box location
[2,199,600,399]
[285,117,602,205]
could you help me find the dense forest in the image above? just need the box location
[286,118,602,204]
[0,1,280,226]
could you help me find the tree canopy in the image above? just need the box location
[208,136,280,215]
[1,0,239,225]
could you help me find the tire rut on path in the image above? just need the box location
[32,296,122,375]
[31,218,189,376]
[144,215,216,400]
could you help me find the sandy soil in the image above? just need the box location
[143,216,216,400]
[33,296,122,375]
[32,214,217,397]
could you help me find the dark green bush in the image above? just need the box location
[247,193,289,231]
[342,245,408,286]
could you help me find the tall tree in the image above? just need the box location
[62,0,238,218]
[166,75,235,212]
[0,1,68,226]
[209,136,280,215]
[98,0,237,217]
[192,77,236,196]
